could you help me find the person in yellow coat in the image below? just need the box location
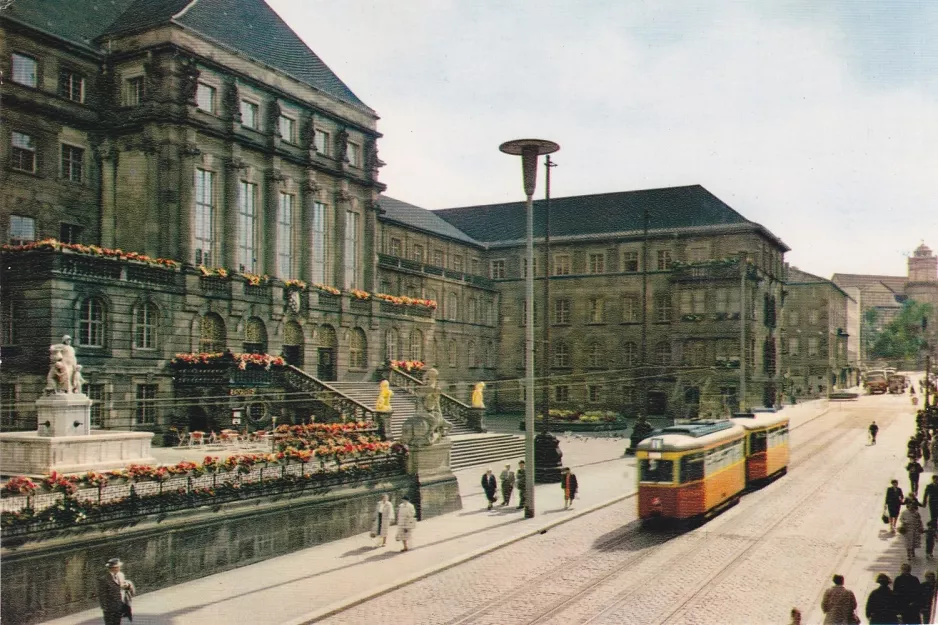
[375,380,393,412]
[471,382,485,409]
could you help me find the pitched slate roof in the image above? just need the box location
[4,0,369,111]
[787,267,828,284]
[434,185,788,250]
[831,273,907,293]
[378,196,481,247]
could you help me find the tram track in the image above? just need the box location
[436,404,860,625]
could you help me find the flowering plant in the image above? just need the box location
[239,272,269,286]
[198,265,229,278]
[389,360,426,374]
[1,238,181,270]
[42,472,79,495]
[374,293,437,310]
[170,351,285,370]
[1,476,39,497]
[349,289,371,301]
[82,472,109,488]
[311,283,341,296]
[283,279,307,290]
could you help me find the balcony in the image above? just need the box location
[378,253,495,289]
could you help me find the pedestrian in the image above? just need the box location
[499,463,515,506]
[820,574,858,625]
[788,607,802,625]
[923,475,938,522]
[481,468,497,510]
[893,563,922,624]
[919,571,936,623]
[907,458,924,497]
[926,519,937,559]
[370,493,394,547]
[869,421,880,445]
[924,438,932,466]
[96,557,135,625]
[395,495,416,552]
[865,573,899,625]
[885,479,905,533]
[899,501,925,561]
[516,460,527,510]
[931,437,938,468]
[561,467,578,510]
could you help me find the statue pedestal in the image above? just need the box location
[36,393,92,437]
[465,407,487,433]
[405,439,462,520]
[375,410,393,440]
[534,432,564,483]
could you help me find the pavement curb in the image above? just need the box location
[282,489,638,625]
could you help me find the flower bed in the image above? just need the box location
[389,360,426,374]
[1,238,181,270]
[373,293,437,311]
[520,410,626,432]
[170,351,286,370]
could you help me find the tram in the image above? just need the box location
[729,412,790,487]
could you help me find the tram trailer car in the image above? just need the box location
[636,421,747,526]
[730,413,790,487]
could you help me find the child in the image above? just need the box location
[926,519,937,559]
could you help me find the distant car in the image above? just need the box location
[888,375,907,394]
[866,375,888,395]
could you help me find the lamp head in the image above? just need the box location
[499,139,559,197]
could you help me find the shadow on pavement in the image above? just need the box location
[592,519,682,552]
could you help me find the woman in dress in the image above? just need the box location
[885,480,905,533]
[899,500,925,560]
[371,494,394,547]
[396,495,417,552]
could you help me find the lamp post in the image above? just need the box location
[500,138,560,518]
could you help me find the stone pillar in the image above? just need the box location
[363,195,379,293]
[405,439,462,520]
[301,173,322,284]
[98,141,118,248]
[37,393,92,437]
[334,184,350,288]
[177,140,201,264]
[264,167,285,277]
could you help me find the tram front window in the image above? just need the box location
[640,459,674,483]
[750,431,768,454]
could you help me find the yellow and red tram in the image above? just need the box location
[636,421,747,525]
[730,412,790,487]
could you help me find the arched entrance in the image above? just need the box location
[283,320,304,367]
[647,391,667,416]
[187,406,211,432]
[317,324,337,381]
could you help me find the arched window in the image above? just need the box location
[317,324,337,349]
[243,317,268,354]
[448,339,458,367]
[655,341,671,365]
[587,342,604,368]
[283,321,304,367]
[409,329,424,361]
[467,341,477,368]
[622,341,638,367]
[553,341,570,368]
[349,328,367,369]
[79,297,106,347]
[385,329,400,361]
[133,302,158,349]
[199,313,226,353]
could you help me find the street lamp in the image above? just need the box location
[500,138,560,519]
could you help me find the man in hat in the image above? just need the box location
[97,557,135,625]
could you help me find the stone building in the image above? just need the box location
[783,267,854,396]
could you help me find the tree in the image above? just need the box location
[868,300,935,362]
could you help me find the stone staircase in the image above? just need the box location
[328,381,526,471]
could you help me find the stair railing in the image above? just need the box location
[386,367,477,431]
[277,366,384,434]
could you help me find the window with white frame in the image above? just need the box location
[59,68,85,102]
[680,290,706,314]
[133,302,158,349]
[522,257,538,278]
[412,244,424,262]
[554,299,571,324]
[554,385,569,402]
[88,384,106,428]
[135,384,158,425]
[348,142,362,167]
[389,237,402,257]
[79,297,106,347]
[311,201,327,284]
[277,193,295,278]
[194,168,215,266]
[432,249,444,267]
[12,53,38,87]
[240,100,259,129]
[553,341,570,367]
[587,342,604,368]
[448,340,458,368]
[8,215,36,245]
[521,299,538,326]
[11,132,36,173]
[553,254,571,275]
[622,341,638,366]
[349,328,367,369]
[714,287,741,314]
[446,293,458,321]
[314,129,330,155]
[237,181,257,272]
[124,76,145,106]
[655,292,672,322]
[655,341,671,365]
[808,310,819,325]
[278,115,296,142]
[344,211,360,289]
[452,255,464,272]
[385,329,399,361]
[195,83,216,113]
[588,298,605,323]
[622,251,639,272]
[588,385,602,403]
[621,294,640,322]
[588,253,605,274]
[656,249,673,270]
[60,223,83,244]
[807,337,819,356]
[789,337,800,356]
[61,144,84,182]
[409,329,424,361]
[491,259,506,279]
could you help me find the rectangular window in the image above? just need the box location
[278,115,296,142]
[588,298,604,323]
[8,215,36,245]
[237,181,257,272]
[655,293,672,322]
[588,253,605,274]
[470,258,479,275]
[687,245,710,262]
[808,337,819,356]
[311,202,327,284]
[522,257,538,278]
[789,338,800,356]
[11,131,36,173]
[88,384,106,428]
[61,144,84,182]
[640,459,674,483]
[195,82,216,113]
[135,384,158,426]
[389,237,402,257]
[714,288,741,314]
[622,251,639,272]
[348,142,362,167]
[554,299,571,324]
[452,255,464,272]
[621,295,639,322]
[656,250,673,270]
[808,310,819,325]
[412,244,424,262]
[491,259,506,279]
[554,385,569,402]
[588,385,602,403]
[60,223,83,244]
[553,254,571,276]
[277,193,295,278]
[240,100,259,129]
[133,304,157,350]
[693,290,706,313]
[12,53,38,87]
[59,69,85,103]
[789,310,799,326]
[125,76,145,106]
[194,168,215,266]
[314,129,330,155]
[432,249,444,267]
[344,210,360,289]
[521,300,538,326]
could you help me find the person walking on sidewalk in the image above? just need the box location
[561,467,578,510]
[788,607,802,625]
[869,421,880,445]
[499,464,515,506]
[97,557,135,625]
[820,574,857,625]
[919,571,936,624]
[893,563,922,624]
[921,475,938,522]
[516,461,527,510]
[395,495,416,552]
[371,493,394,547]
[886,480,906,533]
[907,459,925,498]
[865,573,899,625]
[926,519,937,559]
[899,501,925,561]
[481,468,498,510]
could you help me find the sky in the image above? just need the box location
[267,0,938,279]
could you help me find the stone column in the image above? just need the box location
[363,196,379,293]
[300,174,321,283]
[266,166,287,277]
[334,184,350,288]
[97,140,119,248]
[176,141,201,264]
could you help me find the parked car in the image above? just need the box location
[888,374,907,394]
[865,374,888,395]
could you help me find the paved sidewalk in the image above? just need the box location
[40,398,834,625]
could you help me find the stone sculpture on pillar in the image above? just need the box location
[400,368,451,446]
[45,335,79,394]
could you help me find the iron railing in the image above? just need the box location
[277,365,377,424]
[386,367,474,429]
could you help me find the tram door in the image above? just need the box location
[317,348,336,381]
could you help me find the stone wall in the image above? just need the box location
[1,475,416,624]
